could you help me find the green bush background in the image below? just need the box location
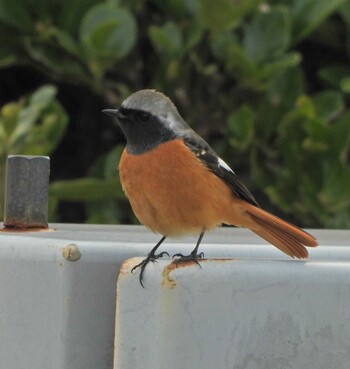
[0,0,349,228]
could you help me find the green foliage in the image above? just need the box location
[291,0,348,41]
[149,22,183,58]
[49,146,129,224]
[253,92,350,227]
[0,0,350,227]
[0,85,68,218]
[0,86,67,157]
[80,3,136,59]
[243,7,291,65]
[0,0,137,91]
[227,106,255,151]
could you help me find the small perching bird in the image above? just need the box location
[103,90,318,286]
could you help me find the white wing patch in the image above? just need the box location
[218,157,235,174]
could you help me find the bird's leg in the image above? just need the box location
[173,230,205,267]
[131,235,168,287]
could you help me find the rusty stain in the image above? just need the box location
[62,243,82,262]
[0,226,54,233]
[201,258,235,263]
[161,258,236,288]
[119,258,139,276]
[161,259,201,289]
[119,257,140,275]
[118,258,237,288]
[162,264,177,288]
[173,259,203,268]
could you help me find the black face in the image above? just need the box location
[116,108,177,154]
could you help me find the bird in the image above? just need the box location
[103,89,318,286]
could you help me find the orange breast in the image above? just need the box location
[119,139,240,236]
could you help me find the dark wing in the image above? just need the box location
[183,135,260,208]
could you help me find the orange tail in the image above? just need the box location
[240,204,318,258]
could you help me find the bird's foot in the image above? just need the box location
[172,251,205,267]
[131,251,169,287]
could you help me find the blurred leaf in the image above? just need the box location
[256,66,304,139]
[80,3,137,59]
[267,66,304,109]
[293,95,316,118]
[57,0,98,34]
[29,84,56,106]
[327,110,350,160]
[258,52,301,79]
[211,31,256,77]
[318,64,350,89]
[50,177,121,201]
[339,2,350,26]
[50,28,81,57]
[301,120,328,154]
[150,0,200,17]
[0,0,32,31]
[149,22,183,58]
[24,40,89,81]
[265,185,293,213]
[340,78,350,93]
[21,107,68,156]
[291,0,347,42]
[312,90,344,121]
[320,163,350,213]
[184,20,204,50]
[199,0,239,32]
[20,0,59,21]
[0,101,22,136]
[227,105,255,151]
[211,30,237,62]
[243,7,291,64]
[276,96,317,179]
[6,85,68,155]
[8,86,55,148]
[199,0,261,33]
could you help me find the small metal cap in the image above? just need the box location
[4,155,50,228]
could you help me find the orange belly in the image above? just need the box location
[119,139,245,236]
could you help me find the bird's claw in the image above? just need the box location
[157,251,170,258]
[172,251,205,267]
[131,251,170,287]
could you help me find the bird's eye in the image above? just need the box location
[139,112,150,122]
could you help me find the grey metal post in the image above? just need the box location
[4,155,50,228]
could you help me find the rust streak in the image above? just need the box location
[161,258,236,288]
[162,259,204,289]
[0,226,54,233]
[162,264,177,289]
[119,258,139,276]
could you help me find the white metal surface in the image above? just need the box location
[115,257,350,369]
[0,224,348,369]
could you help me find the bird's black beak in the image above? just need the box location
[102,108,126,120]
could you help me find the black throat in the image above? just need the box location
[118,108,177,155]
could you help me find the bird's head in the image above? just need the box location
[103,89,190,154]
